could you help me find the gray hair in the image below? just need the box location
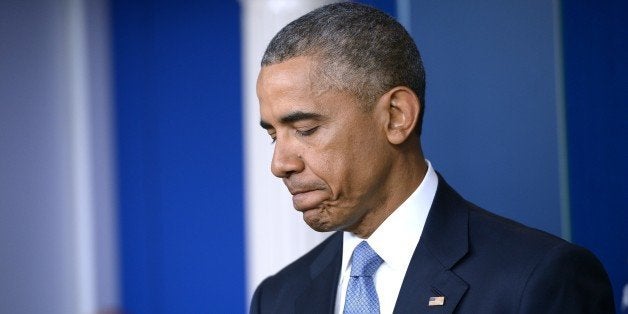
[261,2,426,134]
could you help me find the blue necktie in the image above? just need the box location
[343,241,384,314]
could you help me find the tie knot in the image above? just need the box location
[350,241,383,277]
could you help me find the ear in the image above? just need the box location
[379,87,421,145]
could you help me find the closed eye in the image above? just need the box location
[296,126,319,137]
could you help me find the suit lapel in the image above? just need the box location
[394,174,470,313]
[295,232,342,314]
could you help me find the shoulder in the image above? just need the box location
[433,175,575,265]
[250,232,342,313]
[515,238,615,312]
[457,200,614,312]
[262,231,341,289]
[467,202,566,255]
[432,175,613,311]
[434,174,593,265]
[464,198,606,278]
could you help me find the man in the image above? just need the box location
[250,3,614,313]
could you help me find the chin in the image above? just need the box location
[307,224,335,232]
[302,210,337,232]
[304,218,334,232]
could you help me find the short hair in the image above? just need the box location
[261,2,426,135]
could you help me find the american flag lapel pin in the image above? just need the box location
[428,296,445,306]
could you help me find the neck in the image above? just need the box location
[349,142,427,238]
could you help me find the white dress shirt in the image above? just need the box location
[334,160,438,314]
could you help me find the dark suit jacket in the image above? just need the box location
[250,175,615,313]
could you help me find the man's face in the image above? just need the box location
[257,56,393,233]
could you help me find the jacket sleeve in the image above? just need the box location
[517,242,615,313]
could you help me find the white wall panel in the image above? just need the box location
[241,0,337,300]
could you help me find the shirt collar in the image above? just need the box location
[342,160,438,272]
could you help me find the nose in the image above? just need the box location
[270,137,304,178]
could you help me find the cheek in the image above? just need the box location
[308,148,360,196]
[308,151,341,182]
[304,116,381,194]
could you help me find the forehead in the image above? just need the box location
[257,57,322,119]
[257,56,313,98]
[257,56,364,127]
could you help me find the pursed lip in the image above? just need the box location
[286,184,326,211]
[285,180,324,196]
[289,188,316,196]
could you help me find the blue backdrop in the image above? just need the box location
[112,1,244,312]
[411,0,562,237]
[562,1,628,310]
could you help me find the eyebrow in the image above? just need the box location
[260,111,324,130]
